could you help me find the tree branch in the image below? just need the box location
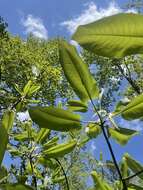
[88,95,127,190]
[124,169,143,181]
[55,158,70,190]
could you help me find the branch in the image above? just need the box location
[124,169,143,181]
[55,158,70,190]
[29,155,37,190]
[88,93,127,190]
[116,61,140,94]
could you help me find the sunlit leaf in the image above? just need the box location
[86,123,101,139]
[121,93,143,120]
[91,171,113,190]
[124,153,143,180]
[72,13,143,58]
[29,106,81,132]
[0,110,15,166]
[109,127,138,145]
[59,40,99,103]
[43,140,77,158]
[67,100,88,112]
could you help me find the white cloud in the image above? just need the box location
[22,14,48,39]
[60,1,136,34]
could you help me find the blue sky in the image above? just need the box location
[0,0,134,39]
[1,0,143,166]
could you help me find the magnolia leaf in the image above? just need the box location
[72,13,143,58]
[38,157,58,169]
[86,123,101,139]
[124,153,143,180]
[0,183,34,190]
[43,140,77,158]
[121,93,143,120]
[109,127,138,146]
[120,157,129,178]
[14,132,30,142]
[29,106,81,132]
[67,100,88,112]
[91,171,113,190]
[43,136,59,150]
[36,128,51,144]
[59,40,99,103]
[0,110,15,166]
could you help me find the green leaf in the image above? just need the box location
[120,157,128,178]
[0,183,34,190]
[67,100,88,112]
[38,157,58,169]
[0,166,7,180]
[14,132,29,142]
[43,140,77,158]
[36,128,51,144]
[91,171,113,190]
[52,176,65,184]
[23,80,33,96]
[43,136,59,150]
[72,13,143,58]
[29,106,81,132]
[86,123,101,139]
[0,110,15,166]
[59,40,99,103]
[121,93,143,120]
[124,153,143,180]
[109,127,138,146]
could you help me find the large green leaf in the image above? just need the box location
[59,40,99,103]
[43,140,77,158]
[0,183,34,190]
[121,93,143,120]
[124,153,143,180]
[29,106,81,132]
[0,110,15,166]
[72,13,143,58]
[109,127,138,146]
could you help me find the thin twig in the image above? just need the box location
[124,169,143,181]
[87,92,127,190]
[29,155,37,190]
[55,158,70,190]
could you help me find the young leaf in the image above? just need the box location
[29,106,81,132]
[124,153,143,180]
[120,157,129,178]
[121,93,143,120]
[86,123,101,139]
[67,100,88,112]
[0,110,15,166]
[109,127,138,146]
[72,13,143,58]
[91,171,113,190]
[36,128,51,144]
[43,140,77,158]
[43,136,59,150]
[59,40,99,103]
